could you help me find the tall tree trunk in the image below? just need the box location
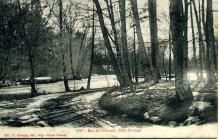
[69,30,75,79]
[133,26,138,83]
[205,0,216,83]
[17,0,38,96]
[206,0,217,73]
[130,0,153,81]
[30,0,42,96]
[28,47,37,96]
[201,0,206,72]
[192,0,205,79]
[87,3,95,89]
[119,0,134,91]
[170,0,193,101]
[183,0,189,81]
[148,0,161,83]
[168,29,172,80]
[190,2,199,79]
[163,46,167,81]
[106,0,123,72]
[59,0,70,92]
[93,0,126,87]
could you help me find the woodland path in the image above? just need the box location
[0,77,217,128]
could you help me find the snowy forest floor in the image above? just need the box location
[100,78,218,126]
[0,75,217,137]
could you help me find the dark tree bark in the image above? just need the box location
[168,29,172,80]
[162,45,167,81]
[93,0,127,88]
[183,0,189,79]
[119,0,134,91]
[64,14,77,80]
[190,2,199,79]
[69,30,75,79]
[87,2,95,89]
[106,0,123,71]
[201,0,206,70]
[148,0,161,83]
[59,0,70,92]
[205,0,216,83]
[17,0,37,96]
[130,0,153,81]
[133,26,138,83]
[30,0,42,96]
[170,0,193,101]
[192,0,205,78]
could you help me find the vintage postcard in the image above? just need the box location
[0,0,218,138]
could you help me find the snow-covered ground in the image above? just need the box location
[0,90,217,138]
[0,72,206,95]
[0,75,120,94]
[0,72,217,138]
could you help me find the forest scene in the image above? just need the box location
[0,0,218,138]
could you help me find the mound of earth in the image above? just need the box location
[99,87,192,123]
[99,81,217,125]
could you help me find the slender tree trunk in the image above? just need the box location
[163,46,167,81]
[201,0,206,72]
[183,0,189,81]
[106,0,123,71]
[190,3,199,79]
[148,0,161,83]
[205,0,217,73]
[205,0,216,83]
[30,0,42,96]
[192,0,205,78]
[17,0,37,96]
[28,48,37,96]
[168,30,172,80]
[119,0,131,78]
[130,0,153,81]
[119,0,134,91]
[170,0,193,101]
[59,0,70,92]
[69,30,75,79]
[133,26,138,83]
[93,0,126,87]
[87,3,95,89]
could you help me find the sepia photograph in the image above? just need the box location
[0,0,218,138]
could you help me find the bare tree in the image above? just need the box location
[190,2,199,79]
[133,25,138,83]
[64,3,80,80]
[105,0,132,88]
[183,0,189,81]
[17,0,38,96]
[168,29,172,80]
[169,0,193,101]
[93,0,126,88]
[87,2,95,89]
[192,0,205,78]
[119,0,134,91]
[105,0,122,69]
[148,0,161,83]
[59,0,70,92]
[205,0,216,83]
[130,0,153,81]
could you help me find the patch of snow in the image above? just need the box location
[27,94,61,109]
[149,117,161,123]
[144,112,149,119]
[191,101,212,111]
[192,92,199,96]
[97,119,118,128]
[19,114,38,121]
